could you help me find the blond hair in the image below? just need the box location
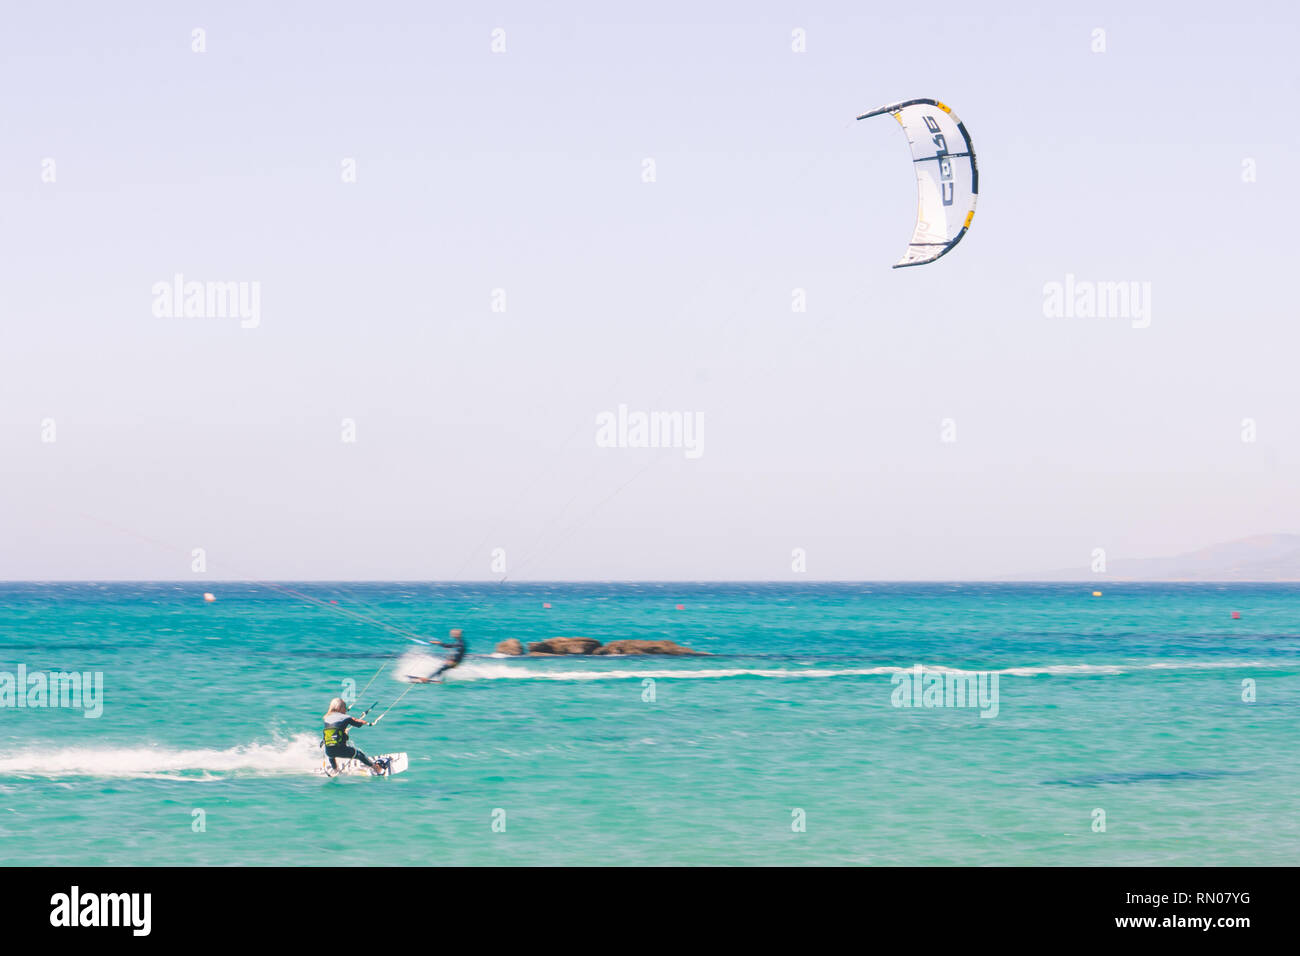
[324,697,348,719]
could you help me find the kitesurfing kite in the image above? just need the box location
[857,98,979,268]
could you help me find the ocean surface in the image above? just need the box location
[1,582,1297,866]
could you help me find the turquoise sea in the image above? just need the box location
[1,582,1296,866]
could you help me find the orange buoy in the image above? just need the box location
[543,602,552,609]
[203,592,216,603]
[1232,611,1241,619]
[1092,591,1102,597]
[675,604,685,610]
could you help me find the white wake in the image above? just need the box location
[446,658,1271,682]
[0,733,322,779]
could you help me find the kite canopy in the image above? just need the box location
[857,98,979,268]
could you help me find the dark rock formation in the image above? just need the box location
[593,639,705,656]
[503,637,706,656]
[526,637,601,655]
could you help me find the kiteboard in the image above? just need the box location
[314,752,408,778]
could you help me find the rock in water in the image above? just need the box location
[594,639,705,656]
[527,637,602,655]
[495,639,526,656]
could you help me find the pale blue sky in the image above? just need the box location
[2,0,1297,579]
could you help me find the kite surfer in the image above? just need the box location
[322,698,388,774]
[408,628,466,683]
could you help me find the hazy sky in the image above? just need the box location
[3,1,1297,580]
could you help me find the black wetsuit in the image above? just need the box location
[430,636,466,680]
[323,713,375,770]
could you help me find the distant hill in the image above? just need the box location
[1012,534,1300,582]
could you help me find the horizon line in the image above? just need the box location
[5,578,1300,586]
